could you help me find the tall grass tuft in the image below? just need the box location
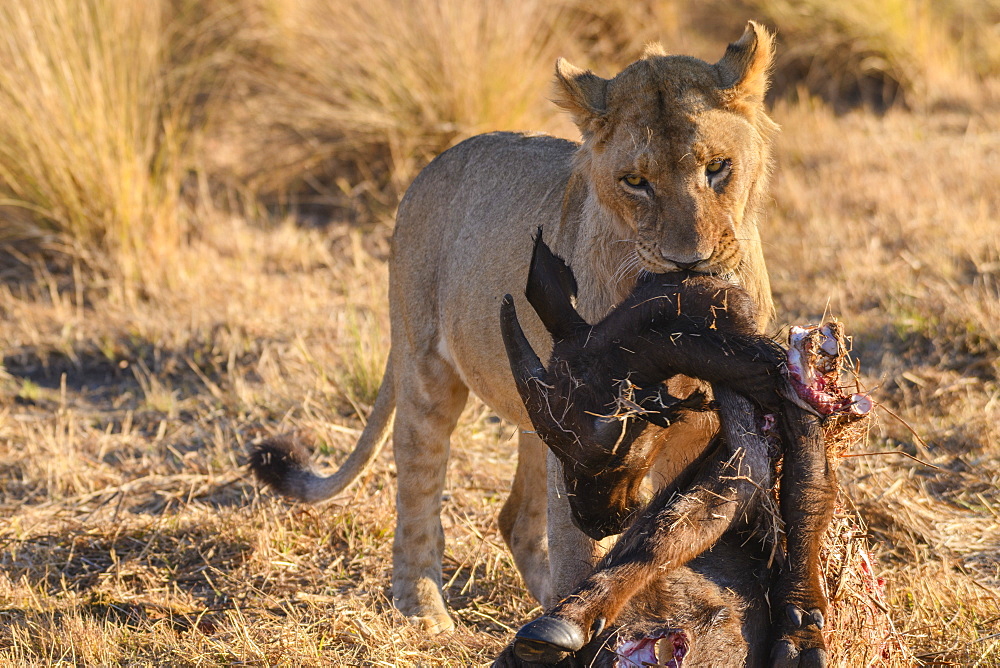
[211,0,577,208]
[728,0,996,110]
[0,0,207,275]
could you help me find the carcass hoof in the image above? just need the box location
[770,605,828,668]
[514,616,586,664]
[770,640,828,668]
[493,641,550,668]
[784,604,824,630]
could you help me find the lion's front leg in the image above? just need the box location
[499,431,553,606]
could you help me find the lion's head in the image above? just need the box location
[555,22,777,327]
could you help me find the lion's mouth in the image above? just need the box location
[637,245,696,273]
[635,243,731,278]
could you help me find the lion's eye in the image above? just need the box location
[705,158,731,188]
[622,174,648,188]
[706,158,727,174]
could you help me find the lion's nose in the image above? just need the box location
[663,253,711,271]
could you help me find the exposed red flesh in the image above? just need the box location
[785,323,871,417]
[614,628,689,667]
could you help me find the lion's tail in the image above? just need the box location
[249,352,395,503]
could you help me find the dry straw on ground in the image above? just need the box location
[2,0,1000,666]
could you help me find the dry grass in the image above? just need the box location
[713,0,1000,111]
[0,0,209,279]
[2,0,1000,665]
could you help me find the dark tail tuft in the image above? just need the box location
[248,435,316,498]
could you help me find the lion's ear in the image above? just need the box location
[714,21,774,116]
[554,59,608,138]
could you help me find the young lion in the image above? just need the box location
[250,22,780,638]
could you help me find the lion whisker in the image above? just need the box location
[612,251,642,287]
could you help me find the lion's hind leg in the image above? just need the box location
[390,351,469,633]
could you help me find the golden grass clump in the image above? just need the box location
[0,0,203,274]
[733,0,964,109]
[822,503,911,667]
[816,404,912,666]
[206,0,577,208]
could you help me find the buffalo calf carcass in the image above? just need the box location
[494,236,860,667]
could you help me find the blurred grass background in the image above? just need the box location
[0,0,999,665]
[1,0,997,273]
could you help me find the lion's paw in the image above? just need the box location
[406,612,455,634]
